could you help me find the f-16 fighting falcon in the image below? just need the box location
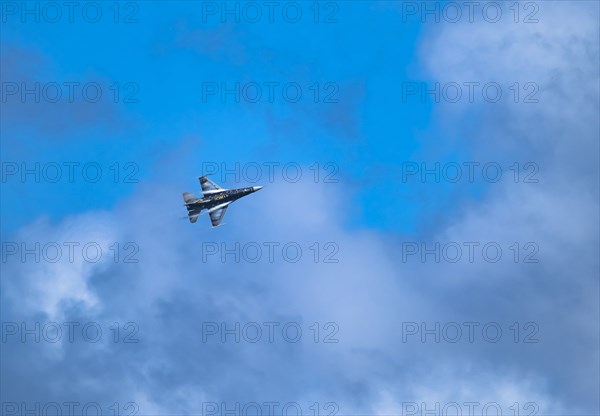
[182,175,263,227]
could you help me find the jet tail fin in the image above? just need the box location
[183,192,196,204]
[183,192,202,223]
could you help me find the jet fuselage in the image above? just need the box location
[186,186,262,216]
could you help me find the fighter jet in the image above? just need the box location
[182,175,263,227]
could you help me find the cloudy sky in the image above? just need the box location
[1,1,599,415]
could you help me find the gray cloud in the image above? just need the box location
[2,174,592,414]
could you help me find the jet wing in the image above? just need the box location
[199,176,226,195]
[209,204,229,227]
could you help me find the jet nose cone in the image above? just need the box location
[252,186,263,192]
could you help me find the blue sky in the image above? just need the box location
[0,1,448,234]
[1,1,599,415]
